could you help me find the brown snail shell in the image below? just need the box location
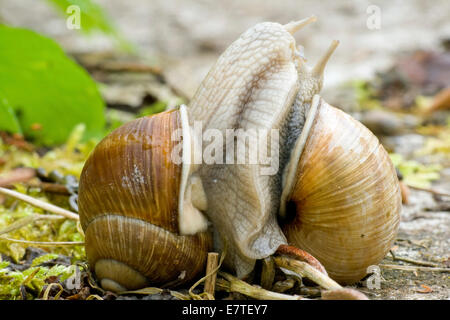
[78,106,212,292]
[280,95,402,284]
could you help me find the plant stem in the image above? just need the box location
[407,184,450,197]
[217,272,302,300]
[274,256,341,290]
[389,251,440,267]
[204,252,219,298]
[0,236,84,246]
[0,187,79,220]
[0,214,62,236]
[260,257,275,290]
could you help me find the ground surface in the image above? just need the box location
[367,188,449,299]
[0,0,448,299]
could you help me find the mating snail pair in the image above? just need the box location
[78,17,401,292]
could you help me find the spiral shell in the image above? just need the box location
[280,95,401,284]
[78,107,212,292]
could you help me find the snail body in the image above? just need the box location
[78,107,212,292]
[187,17,340,277]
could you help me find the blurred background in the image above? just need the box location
[0,0,449,300]
[1,0,449,96]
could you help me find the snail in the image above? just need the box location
[78,16,401,290]
[78,106,212,292]
[279,95,401,284]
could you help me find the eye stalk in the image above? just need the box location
[283,15,317,34]
[78,108,212,292]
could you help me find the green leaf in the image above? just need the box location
[0,98,21,134]
[0,25,106,145]
[48,0,116,35]
[138,101,168,117]
[0,261,10,270]
[47,0,135,52]
[46,264,71,278]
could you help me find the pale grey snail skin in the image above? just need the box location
[186,17,341,278]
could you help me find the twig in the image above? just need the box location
[0,168,36,187]
[120,287,163,295]
[217,272,302,300]
[379,264,450,272]
[42,283,64,300]
[188,245,227,300]
[273,256,341,290]
[260,257,275,290]
[0,187,79,220]
[204,252,219,298]
[389,251,440,267]
[407,184,450,197]
[395,238,428,249]
[0,236,84,246]
[425,203,450,212]
[27,182,71,195]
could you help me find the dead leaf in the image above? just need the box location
[417,284,432,293]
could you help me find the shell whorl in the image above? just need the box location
[78,109,212,291]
